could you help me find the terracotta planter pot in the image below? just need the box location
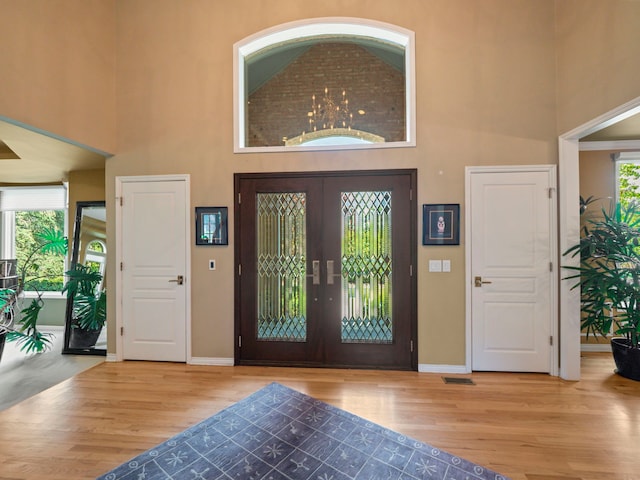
[611,338,640,381]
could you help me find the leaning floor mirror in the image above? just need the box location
[63,201,107,355]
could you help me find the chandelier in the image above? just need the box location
[308,87,353,132]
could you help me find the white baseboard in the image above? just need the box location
[580,344,611,353]
[418,363,470,374]
[41,325,65,332]
[189,357,234,366]
[102,355,234,364]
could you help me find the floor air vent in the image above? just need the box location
[442,377,475,385]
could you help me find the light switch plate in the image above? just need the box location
[442,260,451,272]
[428,259,442,272]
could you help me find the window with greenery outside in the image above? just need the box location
[619,162,640,208]
[16,210,65,292]
[1,212,67,353]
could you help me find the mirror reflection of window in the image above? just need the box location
[84,239,106,290]
[235,20,415,152]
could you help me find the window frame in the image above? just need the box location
[615,151,640,207]
[233,17,416,153]
[0,185,68,293]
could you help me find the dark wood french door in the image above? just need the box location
[234,170,417,370]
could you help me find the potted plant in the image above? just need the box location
[0,227,67,358]
[63,262,106,349]
[563,197,640,381]
[0,227,107,361]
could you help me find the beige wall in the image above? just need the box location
[0,0,116,153]
[5,0,639,367]
[108,0,558,364]
[67,169,106,241]
[579,151,615,214]
[555,0,640,133]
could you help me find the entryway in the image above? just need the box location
[234,169,417,369]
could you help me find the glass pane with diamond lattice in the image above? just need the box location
[257,193,307,341]
[341,191,392,343]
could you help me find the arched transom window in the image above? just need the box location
[234,18,415,152]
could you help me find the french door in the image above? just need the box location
[235,170,417,370]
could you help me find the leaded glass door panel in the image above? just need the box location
[235,171,416,370]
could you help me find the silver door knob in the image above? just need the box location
[326,260,341,285]
[306,260,320,285]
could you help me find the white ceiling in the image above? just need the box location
[0,119,108,184]
[581,112,640,142]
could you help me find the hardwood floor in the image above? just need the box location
[0,352,637,480]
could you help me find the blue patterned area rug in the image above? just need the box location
[98,382,509,480]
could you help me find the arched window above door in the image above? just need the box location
[234,18,416,152]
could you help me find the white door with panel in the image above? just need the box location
[468,167,556,373]
[120,178,189,361]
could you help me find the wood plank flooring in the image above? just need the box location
[0,352,637,480]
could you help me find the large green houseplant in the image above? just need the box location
[0,227,106,359]
[63,262,106,349]
[563,197,640,381]
[0,228,67,354]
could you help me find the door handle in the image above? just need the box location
[326,260,341,285]
[474,276,492,287]
[307,260,320,285]
[169,275,184,285]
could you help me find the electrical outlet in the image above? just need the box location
[209,259,216,270]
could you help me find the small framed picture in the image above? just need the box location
[423,204,460,245]
[195,207,228,245]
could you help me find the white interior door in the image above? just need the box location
[468,166,556,373]
[120,177,189,361]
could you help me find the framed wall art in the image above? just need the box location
[422,204,460,245]
[195,206,228,245]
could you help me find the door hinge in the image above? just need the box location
[238,193,241,204]
[238,264,242,276]
[548,187,555,199]
[120,261,124,271]
[120,196,123,206]
[550,335,553,346]
[549,262,553,272]
[410,264,413,277]
[238,335,242,348]
[410,189,413,201]
[410,340,414,353]
[120,326,124,336]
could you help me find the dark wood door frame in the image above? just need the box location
[234,169,418,370]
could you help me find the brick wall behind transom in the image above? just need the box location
[247,43,406,147]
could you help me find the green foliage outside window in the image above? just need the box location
[618,163,640,209]
[16,210,65,291]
